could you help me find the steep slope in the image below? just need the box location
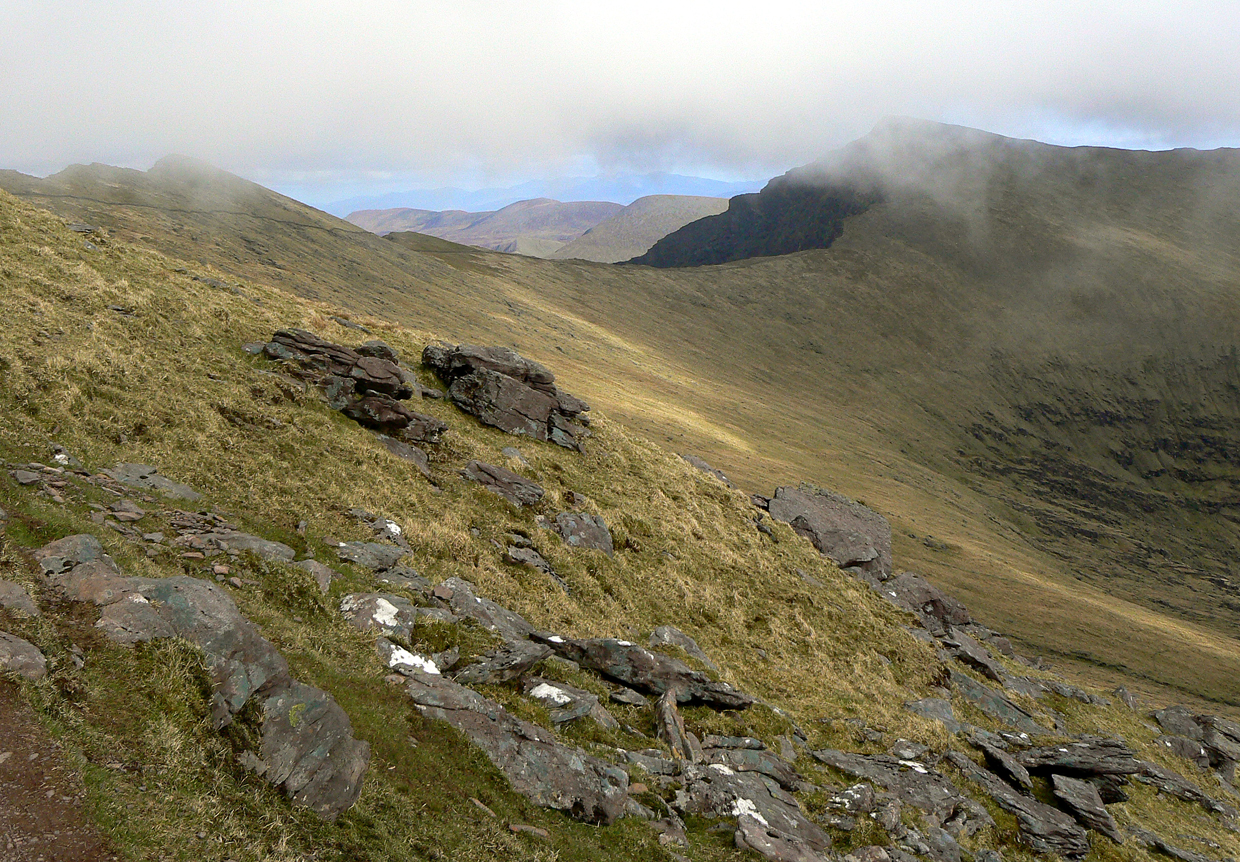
[346,198,623,256]
[550,194,729,263]
[4,126,1240,713]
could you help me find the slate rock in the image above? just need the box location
[1156,735,1212,769]
[735,814,832,862]
[703,735,766,751]
[12,469,41,485]
[676,764,831,852]
[1016,736,1143,776]
[0,631,47,680]
[376,638,442,676]
[356,340,401,364]
[33,533,106,575]
[681,454,735,488]
[340,593,451,642]
[766,486,892,582]
[454,640,552,685]
[376,434,431,478]
[656,689,702,762]
[523,678,619,729]
[905,698,963,734]
[1134,761,1236,815]
[341,394,447,443]
[198,531,296,562]
[462,460,544,507]
[976,740,1032,792]
[649,625,718,671]
[809,749,964,823]
[0,579,39,616]
[296,559,338,593]
[424,343,556,390]
[433,577,534,642]
[533,634,754,709]
[611,687,649,707]
[705,747,800,791]
[1130,828,1226,862]
[404,668,628,823]
[1051,774,1123,843]
[941,628,1004,682]
[450,368,558,438]
[553,512,614,556]
[505,546,556,578]
[1153,705,1204,740]
[949,670,1050,735]
[945,751,1088,857]
[103,464,201,501]
[875,573,971,634]
[336,541,405,572]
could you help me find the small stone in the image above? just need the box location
[213,564,231,575]
[13,470,40,485]
[470,797,498,818]
[181,552,206,560]
[508,824,550,839]
[228,577,244,588]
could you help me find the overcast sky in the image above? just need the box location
[3,1,1238,206]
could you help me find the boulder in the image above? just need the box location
[462,460,544,508]
[404,668,628,823]
[266,329,413,399]
[340,593,455,642]
[523,678,619,729]
[432,577,534,643]
[705,746,800,791]
[945,751,1089,857]
[1154,705,1204,741]
[766,486,892,582]
[948,670,1050,736]
[1016,737,1143,776]
[552,512,614,556]
[975,740,1032,792]
[1051,774,1123,843]
[735,814,832,862]
[336,541,405,572]
[341,395,447,444]
[102,464,202,501]
[40,537,368,819]
[650,626,718,671]
[1135,761,1237,816]
[0,631,47,680]
[0,579,39,616]
[876,573,971,635]
[33,533,106,575]
[532,634,755,709]
[676,763,831,852]
[809,750,965,824]
[197,531,296,562]
[454,641,552,685]
[423,343,590,451]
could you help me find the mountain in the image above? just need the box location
[549,194,729,263]
[327,172,765,217]
[346,198,623,256]
[3,125,1240,719]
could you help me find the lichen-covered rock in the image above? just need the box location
[432,577,534,643]
[677,764,831,853]
[0,631,47,680]
[454,640,552,685]
[767,486,892,582]
[462,460,545,507]
[735,813,832,862]
[552,512,613,555]
[809,750,966,823]
[523,678,619,729]
[336,541,405,572]
[1051,774,1123,843]
[532,634,755,709]
[340,593,455,642]
[404,668,628,823]
[0,579,39,616]
[102,464,202,501]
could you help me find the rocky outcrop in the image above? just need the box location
[403,668,628,823]
[0,579,39,616]
[1016,737,1144,776]
[649,625,718,671]
[948,670,1050,736]
[522,678,619,729]
[454,641,552,685]
[39,535,368,819]
[102,464,201,501]
[945,751,1089,857]
[876,573,971,635]
[261,329,446,447]
[340,593,456,642]
[809,750,966,824]
[532,634,755,709]
[1051,774,1123,843]
[0,631,47,680]
[422,343,590,451]
[462,460,545,507]
[552,512,613,555]
[1154,705,1240,780]
[431,577,535,643]
[767,486,892,582]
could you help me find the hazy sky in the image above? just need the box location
[3,1,1238,205]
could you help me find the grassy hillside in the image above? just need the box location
[346,198,623,257]
[3,122,1240,713]
[550,194,729,263]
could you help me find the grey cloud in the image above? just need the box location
[2,1,1237,197]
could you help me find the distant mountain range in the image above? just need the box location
[328,172,764,217]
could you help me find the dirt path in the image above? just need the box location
[0,681,117,862]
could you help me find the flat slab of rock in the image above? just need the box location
[103,464,201,501]
[432,577,534,643]
[552,512,613,555]
[532,634,754,709]
[949,670,1050,736]
[0,579,39,616]
[404,668,628,823]
[454,641,552,685]
[376,434,431,478]
[0,631,47,680]
[941,628,1004,682]
[1016,737,1143,776]
[945,751,1088,857]
[905,698,964,734]
[523,678,620,729]
[462,460,544,507]
[735,813,831,862]
[336,541,405,572]
[40,537,368,819]
[198,531,296,562]
[650,625,718,671]
[809,749,964,822]
[705,747,800,791]
[1051,774,1123,843]
[677,763,831,852]
[33,533,107,575]
[767,486,892,582]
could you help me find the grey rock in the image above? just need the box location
[875,572,971,634]
[0,579,39,616]
[1016,736,1143,776]
[734,814,832,862]
[702,735,766,751]
[949,670,1050,735]
[356,339,401,364]
[103,464,201,501]
[889,739,930,761]
[809,749,964,823]
[553,512,613,555]
[1156,735,1212,769]
[376,566,431,593]
[33,533,106,575]
[941,627,1004,682]
[198,531,296,562]
[341,393,447,443]
[295,559,338,593]
[504,546,557,579]
[1115,686,1138,709]
[1051,774,1123,843]
[0,631,47,680]
[681,454,735,488]
[454,640,552,684]
[433,577,534,642]
[404,668,628,823]
[677,764,830,852]
[611,687,649,707]
[336,541,405,572]
[625,749,678,775]
[905,698,963,734]
[827,783,877,814]
[1153,704,1204,740]
[375,434,431,478]
[766,486,892,582]
[533,634,754,709]
[340,593,449,642]
[976,740,1033,792]
[704,747,800,791]
[1130,828,1225,862]
[12,469,41,485]
[501,446,528,465]
[650,625,718,671]
[523,677,619,729]
[945,751,1088,857]
[1134,761,1237,815]
[656,689,701,762]
[462,460,544,507]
